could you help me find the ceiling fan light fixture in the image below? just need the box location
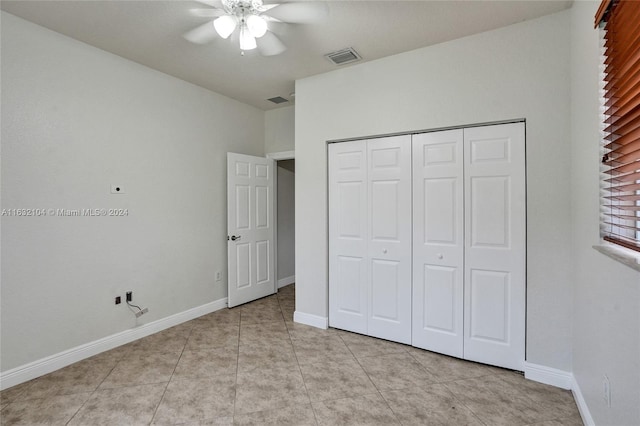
[187,0,322,56]
[239,24,257,50]
[214,15,237,39]
[247,14,267,38]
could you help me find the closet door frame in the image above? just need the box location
[328,120,526,372]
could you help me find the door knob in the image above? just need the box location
[383,249,388,254]
[437,253,444,259]
[230,235,241,241]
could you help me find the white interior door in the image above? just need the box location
[367,136,412,344]
[412,129,464,357]
[227,153,276,308]
[329,141,368,334]
[463,123,526,370]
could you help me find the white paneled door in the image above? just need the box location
[329,122,526,371]
[367,136,412,344]
[328,136,412,343]
[412,129,465,357]
[463,123,526,370]
[227,153,275,308]
[329,141,368,334]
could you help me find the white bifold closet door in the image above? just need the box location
[412,129,465,358]
[329,135,412,344]
[330,122,525,371]
[412,122,525,370]
[463,123,526,370]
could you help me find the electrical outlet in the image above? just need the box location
[115,296,121,305]
[126,291,132,302]
[603,375,611,407]
[215,271,222,281]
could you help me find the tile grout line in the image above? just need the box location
[335,332,403,423]
[440,380,491,426]
[281,291,320,426]
[232,306,242,420]
[372,346,489,426]
[147,322,195,425]
[65,346,131,425]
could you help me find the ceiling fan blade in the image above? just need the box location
[183,21,218,44]
[257,31,287,56]
[193,0,223,7]
[263,2,328,24]
[189,8,226,18]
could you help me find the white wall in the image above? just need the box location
[570,2,640,425]
[0,12,264,372]
[265,105,295,154]
[295,11,573,370]
[277,160,295,283]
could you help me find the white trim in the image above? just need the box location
[593,243,640,273]
[0,297,228,390]
[266,150,295,160]
[523,363,594,426]
[523,361,573,390]
[293,311,328,329]
[278,275,295,289]
[268,150,295,296]
[572,376,595,426]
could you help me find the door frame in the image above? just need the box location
[266,150,295,293]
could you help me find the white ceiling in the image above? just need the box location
[1,0,572,110]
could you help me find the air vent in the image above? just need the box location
[267,96,289,104]
[325,47,361,66]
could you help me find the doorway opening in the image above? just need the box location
[276,159,295,290]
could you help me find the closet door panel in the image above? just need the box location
[463,123,526,370]
[329,142,368,334]
[412,130,464,357]
[367,136,412,344]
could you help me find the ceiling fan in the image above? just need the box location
[184,0,328,56]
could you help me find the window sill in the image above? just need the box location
[593,244,640,273]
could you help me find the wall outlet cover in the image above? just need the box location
[110,185,125,194]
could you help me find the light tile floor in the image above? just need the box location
[0,284,583,425]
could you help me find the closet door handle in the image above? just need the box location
[437,253,444,259]
[382,249,388,254]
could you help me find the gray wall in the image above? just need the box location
[265,106,294,154]
[1,12,265,371]
[295,10,573,371]
[570,2,640,424]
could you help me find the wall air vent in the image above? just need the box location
[325,47,361,66]
[267,96,289,104]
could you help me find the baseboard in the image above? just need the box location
[278,275,295,289]
[293,311,328,329]
[0,297,228,390]
[571,375,595,426]
[523,362,573,390]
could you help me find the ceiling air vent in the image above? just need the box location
[267,96,289,104]
[325,47,361,66]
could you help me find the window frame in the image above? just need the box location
[596,0,640,254]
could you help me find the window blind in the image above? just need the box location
[597,0,640,252]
